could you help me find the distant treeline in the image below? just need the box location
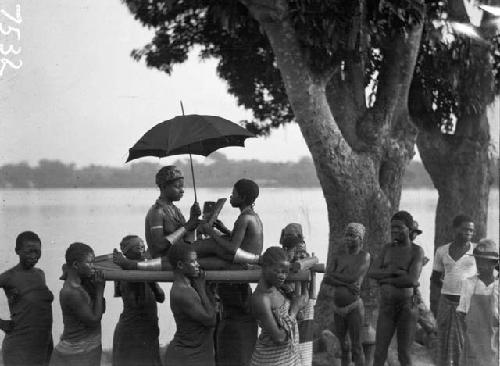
[0,152,498,189]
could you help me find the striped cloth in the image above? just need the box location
[437,296,464,366]
[251,299,301,366]
[297,299,315,366]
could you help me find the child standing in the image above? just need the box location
[50,242,105,366]
[113,235,165,366]
[457,238,499,366]
[0,231,54,366]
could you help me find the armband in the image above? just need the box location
[233,248,261,264]
[137,258,163,271]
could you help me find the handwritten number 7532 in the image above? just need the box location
[0,4,22,77]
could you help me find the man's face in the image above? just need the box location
[75,252,96,279]
[281,236,301,250]
[455,221,475,243]
[163,178,184,202]
[263,260,290,288]
[179,251,200,279]
[125,238,145,260]
[475,256,497,276]
[391,220,410,244]
[229,187,243,208]
[344,231,361,253]
[17,240,41,269]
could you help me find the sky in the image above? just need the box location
[0,0,498,167]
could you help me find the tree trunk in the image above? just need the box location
[242,0,422,340]
[418,113,491,247]
[411,0,495,316]
[416,111,492,315]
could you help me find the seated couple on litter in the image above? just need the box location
[113,165,263,271]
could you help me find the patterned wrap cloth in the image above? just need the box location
[437,296,464,366]
[297,299,315,366]
[251,298,302,366]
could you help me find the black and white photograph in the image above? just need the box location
[0,1,499,365]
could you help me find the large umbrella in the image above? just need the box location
[126,113,255,201]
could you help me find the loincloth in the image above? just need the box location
[332,297,363,317]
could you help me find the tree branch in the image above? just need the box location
[241,0,355,166]
[326,60,369,152]
[370,14,424,136]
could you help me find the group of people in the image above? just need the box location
[431,215,499,366]
[0,165,497,366]
[322,212,499,366]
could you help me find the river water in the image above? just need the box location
[0,187,498,348]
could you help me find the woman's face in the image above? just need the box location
[263,259,290,288]
[344,231,362,253]
[163,178,185,202]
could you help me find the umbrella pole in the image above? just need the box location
[189,153,198,203]
[180,101,198,203]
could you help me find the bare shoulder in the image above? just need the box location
[251,290,271,315]
[358,250,371,261]
[33,267,45,277]
[240,211,262,223]
[411,243,424,256]
[0,267,15,287]
[236,213,253,225]
[171,283,196,305]
[60,284,86,306]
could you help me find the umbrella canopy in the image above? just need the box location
[126,114,255,162]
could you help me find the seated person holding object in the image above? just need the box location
[114,179,263,271]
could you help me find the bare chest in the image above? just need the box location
[448,243,470,262]
[382,246,414,270]
[336,254,364,273]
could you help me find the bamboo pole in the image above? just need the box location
[96,254,325,275]
[103,269,315,283]
[96,253,325,283]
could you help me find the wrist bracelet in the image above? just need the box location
[165,227,187,245]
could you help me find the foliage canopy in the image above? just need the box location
[123,0,499,135]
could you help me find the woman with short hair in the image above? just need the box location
[250,247,308,366]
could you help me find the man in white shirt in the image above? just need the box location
[457,238,499,366]
[431,215,476,366]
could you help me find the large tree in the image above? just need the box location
[409,0,499,314]
[120,0,497,333]
[412,0,498,250]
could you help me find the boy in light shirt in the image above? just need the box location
[431,215,477,366]
[457,238,498,366]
